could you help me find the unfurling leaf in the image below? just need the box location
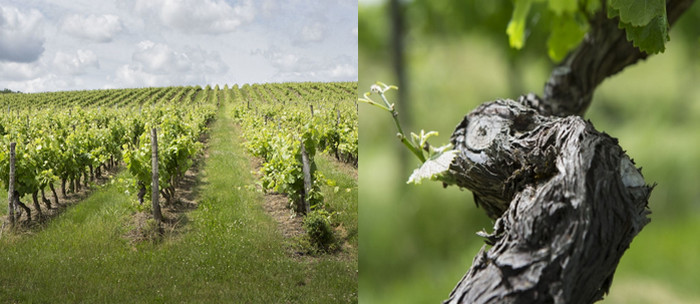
[407,150,458,184]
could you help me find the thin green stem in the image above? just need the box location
[359,82,427,163]
[377,91,426,163]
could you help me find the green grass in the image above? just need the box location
[0,100,357,303]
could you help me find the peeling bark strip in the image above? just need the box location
[443,99,651,303]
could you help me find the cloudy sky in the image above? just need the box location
[0,0,357,93]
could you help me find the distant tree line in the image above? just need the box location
[1,89,21,94]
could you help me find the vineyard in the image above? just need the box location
[0,82,358,302]
[0,85,216,224]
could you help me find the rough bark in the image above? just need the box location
[444,99,651,303]
[444,1,694,302]
[31,191,43,219]
[13,192,30,222]
[41,187,51,209]
[137,182,146,205]
[49,183,60,207]
[61,178,67,196]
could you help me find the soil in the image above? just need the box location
[249,157,305,240]
[249,154,357,261]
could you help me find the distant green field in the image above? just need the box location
[359,27,700,304]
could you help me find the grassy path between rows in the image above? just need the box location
[0,101,357,303]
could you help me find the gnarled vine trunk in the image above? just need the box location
[443,1,694,303]
[444,99,651,303]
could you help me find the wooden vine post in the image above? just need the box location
[299,140,312,215]
[335,109,342,161]
[441,1,694,303]
[151,128,163,224]
[7,142,16,227]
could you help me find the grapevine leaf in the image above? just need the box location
[506,0,534,49]
[407,150,457,185]
[609,0,666,26]
[548,0,577,15]
[619,14,668,54]
[547,13,588,62]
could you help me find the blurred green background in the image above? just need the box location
[359,1,700,303]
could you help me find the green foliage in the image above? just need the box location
[121,103,213,202]
[0,103,357,302]
[505,0,589,59]
[547,13,588,61]
[303,209,337,252]
[501,0,671,60]
[0,86,215,214]
[506,0,537,50]
[233,82,357,213]
[256,129,324,210]
[618,15,669,54]
[608,0,669,54]
[548,0,577,15]
[608,0,666,26]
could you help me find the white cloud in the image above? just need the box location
[133,0,255,34]
[60,14,123,43]
[299,22,325,43]
[327,63,357,79]
[254,48,301,72]
[2,73,82,93]
[254,47,357,81]
[0,61,43,81]
[116,40,228,87]
[0,6,45,63]
[53,50,99,75]
[1,1,356,91]
[132,41,191,74]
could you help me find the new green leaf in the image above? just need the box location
[407,150,457,184]
[619,15,669,54]
[506,0,534,49]
[609,0,666,26]
[547,13,588,62]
